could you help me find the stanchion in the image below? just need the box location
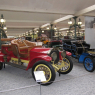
[36,80,42,95]
[34,71,46,95]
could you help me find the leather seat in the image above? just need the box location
[11,39,36,58]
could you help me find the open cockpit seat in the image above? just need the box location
[11,39,42,58]
[72,41,90,55]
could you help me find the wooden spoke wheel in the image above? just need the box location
[32,60,56,85]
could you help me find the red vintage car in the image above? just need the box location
[0,37,73,85]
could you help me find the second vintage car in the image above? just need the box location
[63,39,95,72]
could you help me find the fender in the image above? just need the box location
[79,53,89,63]
[0,51,4,62]
[26,55,52,70]
[66,51,72,56]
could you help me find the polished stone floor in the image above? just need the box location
[0,57,95,95]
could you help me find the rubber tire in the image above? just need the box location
[58,55,73,74]
[83,56,95,72]
[0,62,3,70]
[32,60,56,85]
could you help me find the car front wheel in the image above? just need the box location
[32,60,56,85]
[58,55,73,74]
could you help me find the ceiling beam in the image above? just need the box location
[0,9,73,15]
[75,4,95,16]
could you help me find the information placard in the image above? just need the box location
[34,71,46,82]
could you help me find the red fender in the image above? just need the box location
[0,51,4,62]
[26,55,52,70]
[66,51,72,56]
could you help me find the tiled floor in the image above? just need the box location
[0,57,95,95]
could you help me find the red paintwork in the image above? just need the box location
[31,48,51,53]
[0,50,4,62]
[0,39,72,70]
[0,45,52,70]
[26,55,52,70]
[66,51,72,56]
[26,48,52,70]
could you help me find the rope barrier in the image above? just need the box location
[0,72,94,93]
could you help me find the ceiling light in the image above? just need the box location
[0,14,5,23]
[26,31,28,34]
[78,18,82,25]
[59,28,69,31]
[41,23,50,28]
[42,31,44,33]
[54,26,57,30]
[29,30,32,32]
[47,27,49,30]
[68,18,72,25]
[34,28,39,30]
[3,25,7,30]
[53,15,74,24]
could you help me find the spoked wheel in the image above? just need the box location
[83,56,95,72]
[0,62,3,70]
[58,55,73,74]
[32,60,56,85]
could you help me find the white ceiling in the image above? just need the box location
[0,0,95,36]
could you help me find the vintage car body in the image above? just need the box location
[0,37,73,85]
[44,40,63,50]
[48,40,62,47]
[63,39,95,72]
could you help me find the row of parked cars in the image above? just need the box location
[0,37,95,85]
[43,38,95,72]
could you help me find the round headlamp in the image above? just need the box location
[61,50,66,58]
[51,52,57,61]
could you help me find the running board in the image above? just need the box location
[5,62,27,70]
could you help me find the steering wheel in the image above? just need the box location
[17,37,27,46]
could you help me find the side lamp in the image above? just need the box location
[3,25,7,30]
[0,14,5,24]
[68,18,72,25]
[78,18,82,25]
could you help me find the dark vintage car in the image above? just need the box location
[0,37,73,85]
[44,40,63,50]
[63,39,95,72]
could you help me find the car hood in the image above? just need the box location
[30,48,52,54]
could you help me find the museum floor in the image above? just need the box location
[0,57,95,95]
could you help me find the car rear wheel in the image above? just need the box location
[0,62,3,70]
[32,60,56,85]
[58,55,73,74]
[83,56,95,72]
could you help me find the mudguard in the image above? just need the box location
[0,51,4,62]
[66,51,72,56]
[26,55,52,70]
